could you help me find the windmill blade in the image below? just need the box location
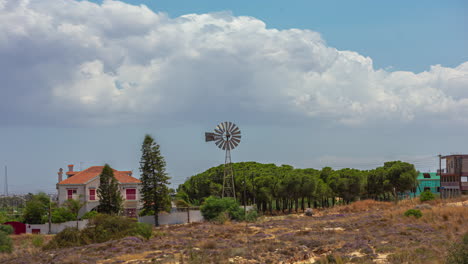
[231,126,240,134]
[215,138,224,147]
[227,122,233,132]
[231,141,239,148]
[214,128,223,135]
[221,141,227,150]
[229,141,235,150]
[216,123,225,132]
[231,137,241,144]
[231,129,241,135]
[224,121,230,132]
[232,135,241,141]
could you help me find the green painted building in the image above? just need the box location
[414,172,440,196]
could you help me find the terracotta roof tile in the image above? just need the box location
[58,166,141,185]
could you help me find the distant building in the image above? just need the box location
[56,165,142,217]
[414,172,440,196]
[438,155,468,198]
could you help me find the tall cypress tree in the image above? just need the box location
[139,135,171,226]
[97,164,123,215]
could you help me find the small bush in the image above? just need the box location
[0,225,14,235]
[43,227,82,250]
[200,196,244,221]
[213,212,229,224]
[81,214,137,243]
[404,209,422,218]
[51,207,75,223]
[81,210,98,220]
[420,190,435,202]
[245,209,259,222]
[446,232,468,264]
[134,222,153,240]
[0,230,13,253]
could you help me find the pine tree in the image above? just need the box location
[139,135,171,226]
[97,164,123,215]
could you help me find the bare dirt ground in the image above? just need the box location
[1,197,467,264]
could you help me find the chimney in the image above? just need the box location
[58,168,63,183]
[68,164,74,172]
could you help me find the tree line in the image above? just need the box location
[177,161,418,213]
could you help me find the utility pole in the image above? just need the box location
[4,165,8,196]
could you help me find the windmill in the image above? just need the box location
[205,121,241,199]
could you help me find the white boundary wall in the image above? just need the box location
[26,220,89,234]
[139,210,204,225]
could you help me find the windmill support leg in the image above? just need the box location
[223,149,236,199]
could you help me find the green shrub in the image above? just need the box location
[420,190,435,202]
[404,209,422,218]
[446,232,468,264]
[51,207,75,223]
[43,227,82,250]
[213,212,229,224]
[134,222,153,240]
[0,224,14,235]
[81,210,98,220]
[0,230,13,253]
[81,214,137,243]
[31,234,44,248]
[245,209,259,222]
[200,196,244,221]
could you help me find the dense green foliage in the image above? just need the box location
[0,225,14,235]
[446,232,468,264]
[420,190,435,202]
[134,223,153,240]
[200,197,244,221]
[51,207,75,223]
[178,161,418,213]
[81,210,98,219]
[45,214,151,249]
[0,230,13,253]
[97,164,123,215]
[404,209,422,218]
[139,135,171,226]
[23,192,50,224]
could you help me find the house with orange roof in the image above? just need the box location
[56,165,142,217]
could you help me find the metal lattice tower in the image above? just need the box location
[205,121,241,199]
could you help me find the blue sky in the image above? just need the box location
[0,0,467,193]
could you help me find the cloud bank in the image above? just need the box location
[1,0,467,126]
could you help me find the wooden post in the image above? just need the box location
[187,207,190,223]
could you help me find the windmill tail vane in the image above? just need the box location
[205,121,241,199]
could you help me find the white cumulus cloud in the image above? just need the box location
[0,0,467,126]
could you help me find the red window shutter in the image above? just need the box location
[126,189,136,200]
[89,189,96,200]
[67,190,73,200]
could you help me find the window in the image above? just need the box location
[89,189,96,200]
[424,187,430,191]
[461,176,468,183]
[67,189,76,200]
[126,189,136,200]
[437,187,440,192]
[423,173,430,179]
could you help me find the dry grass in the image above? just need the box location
[1,196,466,264]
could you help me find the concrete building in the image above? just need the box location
[56,165,142,217]
[438,154,468,198]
